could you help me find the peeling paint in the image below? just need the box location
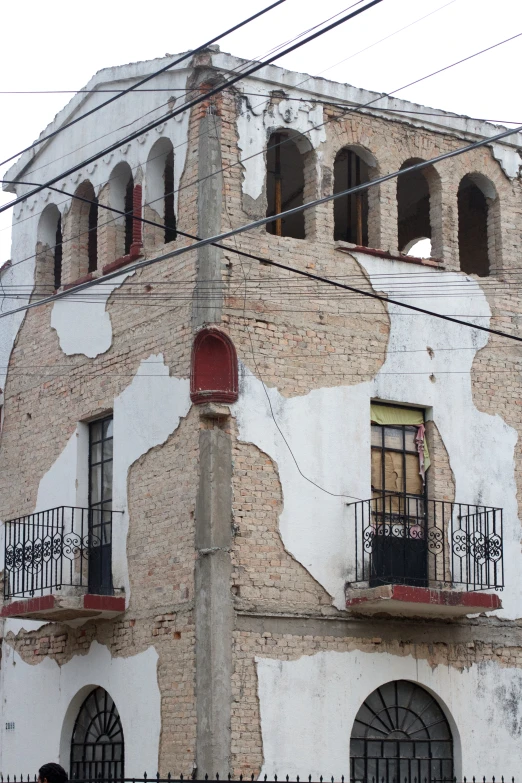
[256,649,522,778]
[50,271,134,358]
[234,258,521,618]
[0,640,160,773]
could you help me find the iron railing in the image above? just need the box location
[347,493,504,592]
[3,506,119,599]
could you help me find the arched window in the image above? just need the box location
[266,131,305,239]
[397,159,432,255]
[70,687,124,779]
[458,173,496,276]
[350,681,453,783]
[146,137,177,244]
[333,148,370,245]
[69,180,98,280]
[190,328,238,404]
[110,161,141,261]
[36,203,62,293]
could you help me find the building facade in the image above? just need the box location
[1,47,522,778]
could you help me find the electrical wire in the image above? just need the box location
[0,0,287,171]
[3,15,519,261]
[0,0,384,217]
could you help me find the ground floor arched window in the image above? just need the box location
[350,680,453,783]
[70,687,124,779]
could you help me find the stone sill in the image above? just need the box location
[345,584,501,618]
[335,241,444,268]
[102,247,142,275]
[1,591,126,622]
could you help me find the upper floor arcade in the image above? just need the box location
[2,50,521,302]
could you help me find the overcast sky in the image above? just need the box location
[0,0,520,261]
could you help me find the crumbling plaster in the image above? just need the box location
[256,649,522,778]
[0,355,191,617]
[50,270,135,358]
[233,255,520,619]
[236,84,326,201]
[0,639,161,774]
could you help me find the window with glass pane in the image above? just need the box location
[370,412,427,586]
[88,415,113,594]
[350,681,453,783]
[70,687,124,779]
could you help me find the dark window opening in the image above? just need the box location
[350,680,454,783]
[89,415,113,595]
[54,217,63,289]
[124,178,134,255]
[266,132,305,239]
[458,175,490,276]
[371,418,427,587]
[333,149,369,245]
[397,164,431,253]
[88,198,98,273]
[164,149,177,243]
[70,687,124,779]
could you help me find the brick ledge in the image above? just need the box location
[335,241,444,268]
[345,584,501,618]
[1,593,125,621]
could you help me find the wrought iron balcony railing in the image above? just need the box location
[3,506,120,600]
[347,493,503,592]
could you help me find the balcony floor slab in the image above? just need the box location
[1,592,125,622]
[345,584,502,618]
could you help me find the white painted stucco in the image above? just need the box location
[256,649,522,779]
[112,353,191,597]
[50,270,134,358]
[0,354,190,622]
[236,83,326,201]
[234,256,520,618]
[0,640,161,774]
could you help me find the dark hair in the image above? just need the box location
[39,764,68,783]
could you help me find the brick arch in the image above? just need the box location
[190,328,239,404]
[458,170,499,276]
[36,202,62,294]
[397,157,443,258]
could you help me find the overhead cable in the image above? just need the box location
[0,0,384,216]
[0,0,287,170]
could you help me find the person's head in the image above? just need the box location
[38,763,68,783]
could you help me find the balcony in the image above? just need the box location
[344,493,503,618]
[2,507,125,622]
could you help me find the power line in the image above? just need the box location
[4,18,519,260]
[0,0,384,217]
[0,0,287,171]
[2,122,522,345]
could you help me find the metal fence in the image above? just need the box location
[347,493,504,591]
[3,506,120,599]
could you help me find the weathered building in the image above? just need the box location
[1,46,522,778]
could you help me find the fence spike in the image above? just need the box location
[252,775,255,782]
[216,775,220,781]
[287,776,289,782]
[297,777,300,783]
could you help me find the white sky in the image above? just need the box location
[0,0,521,262]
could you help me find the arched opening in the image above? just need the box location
[146,137,177,244]
[124,176,134,256]
[333,147,370,245]
[266,131,305,239]
[36,203,62,294]
[350,681,454,783]
[404,237,431,258]
[69,180,98,279]
[458,173,495,276]
[109,161,138,260]
[397,160,432,255]
[70,687,124,779]
[190,328,239,404]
